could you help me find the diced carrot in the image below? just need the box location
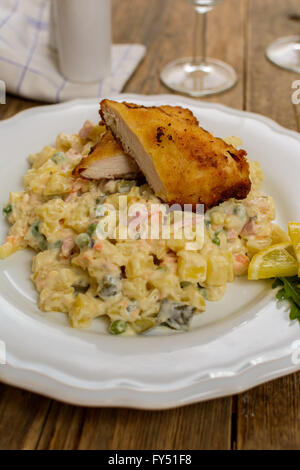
[94,242,102,252]
[6,236,19,245]
[233,254,250,275]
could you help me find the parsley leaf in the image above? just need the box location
[272,278,283,289]
[273,276,300,322]
[276,288,287,301]
[280,277,300,308]
[290,301,300,321]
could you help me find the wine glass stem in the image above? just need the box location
[193,10,207,66]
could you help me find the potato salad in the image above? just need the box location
[0,123,287,335]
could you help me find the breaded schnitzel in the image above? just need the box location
[100,100,251,208]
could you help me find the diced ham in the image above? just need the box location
[241,220,257,236]
[61,236,75,258]
[78,120,95,139]
[227,229,237,240]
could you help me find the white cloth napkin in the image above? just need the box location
[0,0,146,102]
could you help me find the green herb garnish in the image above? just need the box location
[233,204,246,218]
[51,240,63,249]
[31,220,48,251]
[212,235,220,246]
[31,220,41,237]
[38,235,48,252]
[2,204,12,217]
[117,180,136,193]
[273,277,300,322]
[180,281,191,288]
[96,195,106,205]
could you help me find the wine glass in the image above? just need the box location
[266,36,300,73]
[160,0,237,97]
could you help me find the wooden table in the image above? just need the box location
[0,0,300,450]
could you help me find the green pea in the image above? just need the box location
[205,219,211,229]
[51,152,65,164]
[2,204,12,217]
[110,319,127,335]
[87,222,98,237]
[75,233,90,249]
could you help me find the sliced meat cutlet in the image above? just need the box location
[73,128,139,180]
[100,100,251,208]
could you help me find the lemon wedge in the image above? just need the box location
[271,224,290,244]
[248,242,298,280]
[288,222,300,276]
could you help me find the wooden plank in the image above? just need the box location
[237,0,300,450]
[121,0,246,109]
[0,383,51,450]
[99,401,232,450]
[245,0,300,129]
[37,400,232,450]
[237,375,300,450]
[0,0,248,450]
[37,402,86,450]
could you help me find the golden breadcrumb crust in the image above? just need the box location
[100,100,251,208]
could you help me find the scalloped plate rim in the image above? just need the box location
[0,93,300,408]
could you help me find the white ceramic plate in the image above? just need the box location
[0,94,300,409]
